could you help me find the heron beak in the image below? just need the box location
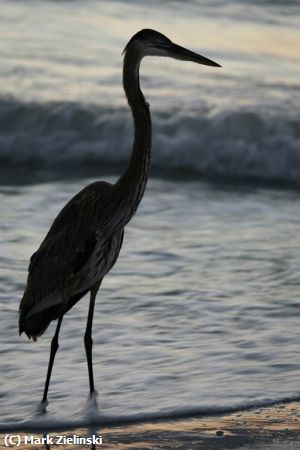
[164,42,221,67]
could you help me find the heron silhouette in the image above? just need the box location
[19,29,221,407]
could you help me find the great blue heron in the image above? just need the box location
[19,29,220,407]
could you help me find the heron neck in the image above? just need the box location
[114,48,152,220]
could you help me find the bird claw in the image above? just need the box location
[89,390,98,399]
[36,399,48,415]
[85,391,100,421]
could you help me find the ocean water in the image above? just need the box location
[1,0,300,430]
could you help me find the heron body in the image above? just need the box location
[19,182,124,339]
[19,29,220,404]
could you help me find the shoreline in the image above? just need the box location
[1,401,300,449]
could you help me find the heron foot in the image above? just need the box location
[85,391,99,421]
[89,389,98,399]
[36,399,48,415]
[88,390,98,407]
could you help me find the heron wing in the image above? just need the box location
[21,181,113,309]
[25,212,95,303]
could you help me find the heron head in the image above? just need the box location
[123,29,221,68]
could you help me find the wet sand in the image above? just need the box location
[2,402,300,449]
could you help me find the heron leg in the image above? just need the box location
[42,294,68,404]
[84,280,101,396]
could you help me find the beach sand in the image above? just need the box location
[2,401,300,449]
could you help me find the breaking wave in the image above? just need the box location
[1,97,300,186]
